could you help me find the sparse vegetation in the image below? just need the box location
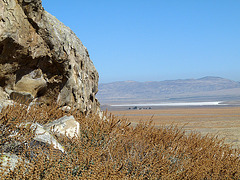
[111,107,240,148]
[1,104,240,179]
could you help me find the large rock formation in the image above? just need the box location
[0,0,100,114]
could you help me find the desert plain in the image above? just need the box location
[110,106,240,148]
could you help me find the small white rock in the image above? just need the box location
[44,115,80,139]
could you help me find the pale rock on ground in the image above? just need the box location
[44,115,80,139]
[0,153,29,176]
[0,115,81,175]
[31,123,65,153]
[5,122,65,153]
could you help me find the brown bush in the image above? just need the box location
[0,103,240,179]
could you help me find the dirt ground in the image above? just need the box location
[110,106,240,148]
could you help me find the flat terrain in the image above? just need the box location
[110,106,240,148]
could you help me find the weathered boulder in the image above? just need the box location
[0,0,100,114]
[12,69,47,98]
[31,123,65,153]
[3,122,65,154]
[44,115,80,138]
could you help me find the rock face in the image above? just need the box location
[0,0,100,114]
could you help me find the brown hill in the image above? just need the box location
[98,76,240,104]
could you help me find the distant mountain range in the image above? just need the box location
[97,76,240,105]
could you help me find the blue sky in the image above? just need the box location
[42,0,240,83]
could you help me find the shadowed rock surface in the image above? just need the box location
[0,0,99,114]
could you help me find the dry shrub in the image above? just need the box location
[0,103,240,179]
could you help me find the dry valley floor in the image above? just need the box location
[110,106,240,148]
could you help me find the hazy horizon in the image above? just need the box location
[43,0,240,83]
[99,76,240,84]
